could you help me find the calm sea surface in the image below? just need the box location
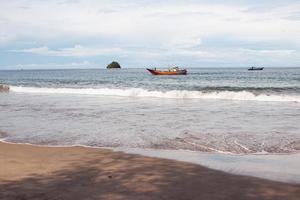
[0,68,299,154]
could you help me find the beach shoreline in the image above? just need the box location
[2,138,300,184]
[1,141,300,200]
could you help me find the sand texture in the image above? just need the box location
[1,142,300,200]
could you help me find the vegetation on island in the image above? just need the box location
[106,61,121,69]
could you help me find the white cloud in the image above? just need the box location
[1,0,300,67]
[1,0,300,46]
[10,45,123,57]
[9,44,299,67]
[0,33,13,44]
[0,61,96,70]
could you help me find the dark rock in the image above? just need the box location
[0,131,9,138]
[106,61,121,69]
[0,85,9,92]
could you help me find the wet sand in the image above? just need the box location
[1,141,300,200]
[120,148,300,184]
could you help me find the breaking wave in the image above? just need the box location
[9,86,300,102]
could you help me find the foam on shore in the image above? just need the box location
[9,86,300,102]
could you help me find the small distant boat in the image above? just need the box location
[248,67,264,71]
[147,67,187,75]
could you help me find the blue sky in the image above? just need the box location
[0,0,300,69]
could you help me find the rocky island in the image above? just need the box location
[106,61,121,69]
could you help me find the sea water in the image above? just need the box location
[1,67,300,183]
[0,68,299,154]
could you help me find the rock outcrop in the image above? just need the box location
[0,85,9,92]
[106,61,121,69]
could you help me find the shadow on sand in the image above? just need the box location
[1,150,300,200]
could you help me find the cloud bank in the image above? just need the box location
[0,0,300,68]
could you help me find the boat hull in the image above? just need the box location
[248,67,264,71]
[147,68,187,75]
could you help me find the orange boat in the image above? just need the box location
[147,67,187,75]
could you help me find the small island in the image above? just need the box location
[106,61,121,69]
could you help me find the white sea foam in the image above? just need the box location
[9,86,300,102]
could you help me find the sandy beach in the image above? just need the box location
[1,141,300,200]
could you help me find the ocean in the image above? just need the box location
[0,67,299,154]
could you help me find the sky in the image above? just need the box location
[0,0,300,69]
